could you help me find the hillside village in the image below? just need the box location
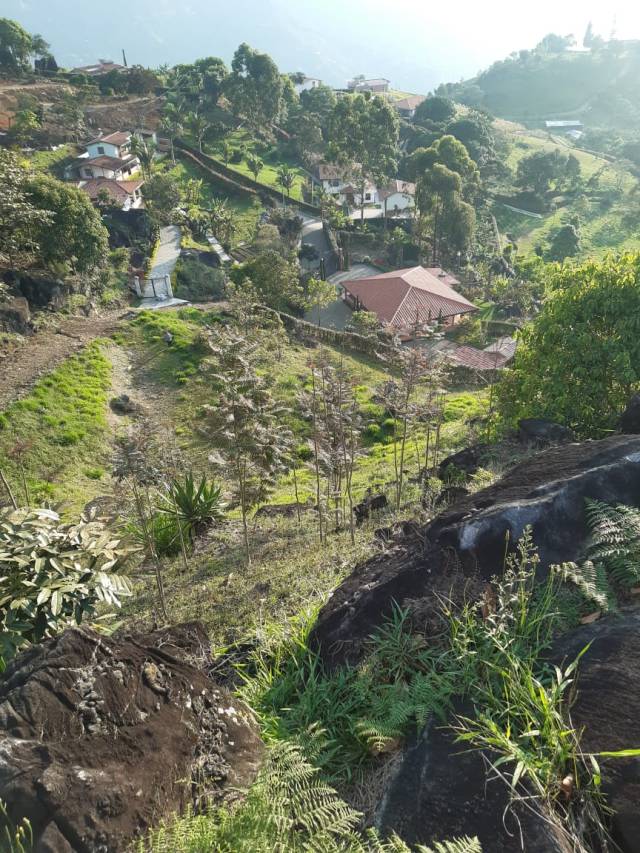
[3,13,640,853]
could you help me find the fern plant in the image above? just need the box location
[584,499,640,588]
[138,741,481,853]
[552,500,640,614]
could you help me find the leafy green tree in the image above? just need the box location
[0,151,53,268]
[227,43,284,130]
[7,108,40,144]
[126,65,160,95]
[193,56,228,102]
[416,163,475,263]
[293,112,324,163]
[52,89,86,141]
[414,96,456,125]
[142,173,182,224]
[328,93,399,223]
[516,149,569,196]
[202,328,292,564]
[498,253,640,436]
[300,83,337,124]
[230,250,303,312]
[408,135,479,196]
[446,111,496,167]
[26,174,108,272]
[547,223,580,261]
[0,18,34,72]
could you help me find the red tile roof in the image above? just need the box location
[84,155,134,170]
[447,346,508,371]
[79,177,143,202]
[394,95,426,112]
[378,179,416,201]
[90,131,131,146]
[342,266,476,330]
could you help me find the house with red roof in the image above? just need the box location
[78,177,144,211]
[340,266,477,340]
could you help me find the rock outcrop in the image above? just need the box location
[0,622,263,852]
[552,613,640,853]
[619,394,640,434]
[311,435,640,668]
[376,703,572,852]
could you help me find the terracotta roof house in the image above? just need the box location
[78,177,144,211]
[394,95,426,119]
[446,346,508,371]
[341,266,476,339]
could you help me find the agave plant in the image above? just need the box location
[158,473,226,545]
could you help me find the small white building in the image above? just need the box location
[379,180,416,215]
[294,76,322,95]
[315,163,376,206]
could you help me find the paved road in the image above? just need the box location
[301,217,338,278]
[149,226,182,281]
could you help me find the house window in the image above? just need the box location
[97,146,105,155]
[84,168,93,178]
[365,193,371,201]
[331,179,340,187]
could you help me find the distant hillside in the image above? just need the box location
[437,41,640,127]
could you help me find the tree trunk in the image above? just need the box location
[0,468,17,509]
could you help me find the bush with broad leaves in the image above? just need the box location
[0,507,133,661]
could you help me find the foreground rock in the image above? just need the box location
[377,704,571,852]
[0,622,263,852]
[311,435,640,668]
[552,612,640,852]
[517,417,575,446]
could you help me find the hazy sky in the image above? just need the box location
[5,0,640,91]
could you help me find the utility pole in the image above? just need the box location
[122,49,128,68]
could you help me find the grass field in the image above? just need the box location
[0,341,112,511]
[494,126,640,258]
[202,128,308,201]
[26,143,78,176]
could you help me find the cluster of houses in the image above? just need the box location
[314,164,416,218]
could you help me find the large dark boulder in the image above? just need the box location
[377,705,571,852]
[517,418,575,446]
[619,395,640,435]
[4,271,66,310]
[552,612,640,853]
[0,622,263,852]
[0,296,32,334]
[311,436,640,669]
[437,443,492,481]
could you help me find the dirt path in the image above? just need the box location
[0,310,127,410]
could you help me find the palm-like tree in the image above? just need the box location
[130,135,157,180]
[188,112,211,153]
[276,164,295,204]
[221,141,232,166]
[209,198,236,247]
[246,152,264,183]
[160,104,183,164]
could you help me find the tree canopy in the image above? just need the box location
[227,43,284,129]
[0,18,37,72]
[26,175,109,273]
[498,253,640,436]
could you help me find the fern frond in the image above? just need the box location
[554,561,615,612]
[584,500,640,588]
